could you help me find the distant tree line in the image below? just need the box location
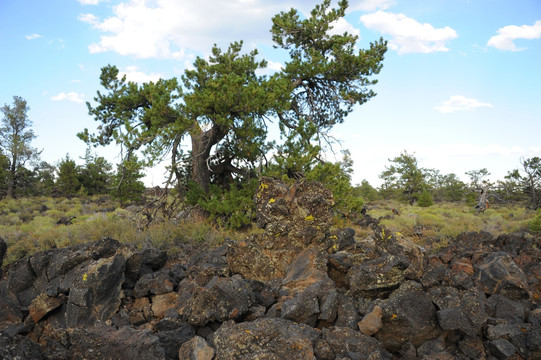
[0,96,145,202]
[361,150,541,210]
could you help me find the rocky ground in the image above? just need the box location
[0,177,540,359]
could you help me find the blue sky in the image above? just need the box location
[1,0,540,187]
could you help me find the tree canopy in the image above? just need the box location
[81,0,387,194]
[0,96,40,197]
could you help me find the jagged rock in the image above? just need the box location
[335,293,360,329]
[278,246,338,327]
[0,333,44,360]
[358,305,382,336]
[180,275,256,327]
[68,324,165,360]
[227,177,334,281]
[421,256,451,288]
[455,230,495,248]
[347,253,409,299]
[28,293,65,323]
[435,289,487,337]
[330,227,356,250]
[375,281,440,353]
[0,298,23,329]
[151,292,179,320]
[486,294,527,322]
[186,245,230,286]
[457,335,486,359]
[6,258,37,307]
[127,297,152,325]
[134,271,174,298]
[157,323,196,360]
[488,338,516,360]
[474,252,531,300]
[178,336,214,360]
[494,232,533,255]
[65,253,126,327]
[316,326,392,360]
[211,318,319,359]
[141,248,168,271]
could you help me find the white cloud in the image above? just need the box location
[266,60,284,72]
[119,66,163,83]
[81,0,270,58]
[360,11,457,54]
[51,92,85,103]
[435,95,493,113]
[349,0,396,12]
[78,13,98,25]
[25,34,43,40]
[328,17,361,39]
[487,20,541,51]
[80,0,343,59]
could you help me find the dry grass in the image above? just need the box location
[1,196,539,265]
[365,200,536,250]
[0,196,241,265]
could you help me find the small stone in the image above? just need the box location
[489,338,516,360]
[178,336,215,360]
[358,305,382,336]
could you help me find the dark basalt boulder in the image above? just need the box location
[211,317,319,360]
[68,324,165,360]
[375,281,441,352]
[179,274,257,327]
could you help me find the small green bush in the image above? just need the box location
[188,179,258,230]
[529,209,541,233]
[417,190,433,207]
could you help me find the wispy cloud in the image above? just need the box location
[360,11,457,54]
[26,34,43,40]
[435,95,493,113]
[51,92,85,103]
[78,13,98,25]
[487,20,541,51]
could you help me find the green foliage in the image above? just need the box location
[417,189,433,207]
[32,161,56,196]
[189,179,258,229]
[465,168,491,190]
[380,151,425,204]
[110,155,146,203]
[357,180,379,202]
[78,148,113,196]
[305,151,364,215]
[83,1,387,195]
[0,96,41,197]
[529,209,541,233]
[0,151,8,195]
[269,119,321,178]
[271,0,387,136]
[56,155,80,196]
